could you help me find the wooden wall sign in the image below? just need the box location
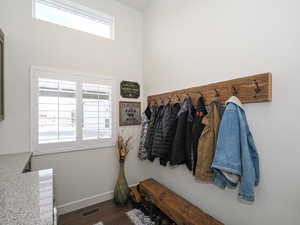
[119,101,141,126]
[148,73,272,106]
[120,81,140,98]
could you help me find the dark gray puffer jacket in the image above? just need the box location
[144,106,159,161]
[152,103,181,165]
[170,97,194,166]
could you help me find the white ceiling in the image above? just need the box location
[116,0,149,11]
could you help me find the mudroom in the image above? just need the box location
[0,0,298,225]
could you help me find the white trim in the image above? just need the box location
[34,0,114,23]
[57,190,114,215]
[31,66,116,82]
[30,66,117,155]
[57,183,138,215]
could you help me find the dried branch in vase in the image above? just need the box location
[117,136,132,161]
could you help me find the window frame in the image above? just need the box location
[32,0,115,40]
[31,66,117,155]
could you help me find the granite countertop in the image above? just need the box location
[0,153,54,225]
[0,169,54,225]
[0,152,32,178]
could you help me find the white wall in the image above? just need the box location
[143,0,300,224]
[0,0,148,214]
[1,0,300,222]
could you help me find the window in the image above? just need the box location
[31,67,116,154]
[32,0,115,39]
[82,83,112,140]
[39,79,76,144]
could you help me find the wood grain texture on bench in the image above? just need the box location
[140,179,224,225]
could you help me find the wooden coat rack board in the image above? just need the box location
[147,73,272,106]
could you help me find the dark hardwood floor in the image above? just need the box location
[59,200,134,225]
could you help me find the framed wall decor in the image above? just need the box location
[119,101,141,126]
[120,81,140,99]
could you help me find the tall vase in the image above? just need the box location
[114,158,130,205]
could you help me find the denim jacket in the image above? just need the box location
[212,96,260,201]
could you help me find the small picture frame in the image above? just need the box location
[119,101,141,126]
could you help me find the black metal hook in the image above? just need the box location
[214,89,220,97]
[232,86,238,96]
[254,80,261,93]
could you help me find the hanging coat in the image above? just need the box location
[160,103,181,166]
[138,106,152,160]
[185,100,196,171]
[144,106,159,161]
[212,96,260,201]
[151,105,166,159]
[170,97,194,166]
[190,96,207,174]
[195,98,221,182]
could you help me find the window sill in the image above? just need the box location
[32,144,116,157]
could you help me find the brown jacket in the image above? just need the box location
[195,99,221,182]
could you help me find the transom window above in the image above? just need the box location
[33,0,115,39]
[31,67,116,155]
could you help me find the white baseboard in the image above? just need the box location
[57,183,138,215]
[57,190,114,215]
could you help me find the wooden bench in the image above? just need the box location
[139,179,224,225]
